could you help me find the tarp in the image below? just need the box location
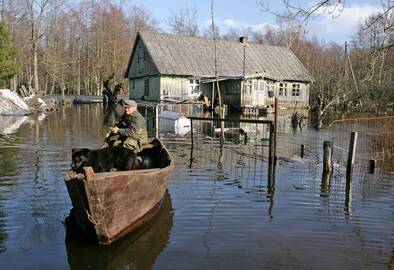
[0,89,30,115]
[0,89,52,115]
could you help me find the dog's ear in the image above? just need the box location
[72,148,90,157]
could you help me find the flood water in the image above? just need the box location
[0,104,393,270]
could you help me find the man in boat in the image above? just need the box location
[103,99,148,153]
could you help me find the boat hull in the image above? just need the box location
[65,141,174,245]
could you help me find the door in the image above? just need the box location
[252,80,264,107]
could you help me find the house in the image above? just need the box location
[125,31,314,109]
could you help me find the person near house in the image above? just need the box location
[103,99,148,153]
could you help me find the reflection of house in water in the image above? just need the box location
[193,116,271,145]
[125,31,313,110]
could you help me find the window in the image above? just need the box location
[225,83,234,94]
[189,79,200,95]
[266,81,275,97]
[137,47,143,63]
[244,82,252,94]
[138,46,144,73]
[234,84,240,94]
[259,81,264,91]
[144,78,149,96]
[253,81,258,91]
[279,82,287,96]
[291,83,301,97]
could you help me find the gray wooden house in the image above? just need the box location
[125,31,314,108]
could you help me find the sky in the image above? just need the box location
[128,0,386,45]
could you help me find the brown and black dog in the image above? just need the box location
[71,146,142,173]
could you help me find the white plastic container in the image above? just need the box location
[159,111,191,135]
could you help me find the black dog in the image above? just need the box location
[71,146,142,173]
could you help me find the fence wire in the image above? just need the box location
[329,116,394,174]
[161,113,393,218]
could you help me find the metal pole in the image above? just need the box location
[243,41,246,78]
[189,119,194,168]
[155,105,159,138]
[211,82,215,112]
[346,131,358,182]
[268,123,275,181]
[274,97,278,164]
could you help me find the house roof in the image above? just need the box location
[125,31,314,82]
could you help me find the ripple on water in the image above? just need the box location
[0,105,392,270]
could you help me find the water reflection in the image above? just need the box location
[0,113,47,135]
[0,133,22,253]
[65,191,173,270]
[0,104,392,269]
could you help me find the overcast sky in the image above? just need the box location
[128,0,385,45]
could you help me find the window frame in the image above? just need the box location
[291,83,301,97]
[144,78,149,96]
[189,79,201,95]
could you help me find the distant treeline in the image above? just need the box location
[0,1,393,114]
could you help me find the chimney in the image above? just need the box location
[239,36,248,45]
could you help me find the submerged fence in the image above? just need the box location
[155,111,393,217]
[187,116,275,179]
[329,116,394,174]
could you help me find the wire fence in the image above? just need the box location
[155,111,394,177]
[155,112,393,217]
[187,117,273,166]
[328,116,394,174]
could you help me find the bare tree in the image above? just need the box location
[258,0,345,25]
[25,0,65,94]
[258,0,394,126]
[202,22,220,39]
[128,5,159,37]
[167,5,199,37]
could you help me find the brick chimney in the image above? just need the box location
[239,36,248,45]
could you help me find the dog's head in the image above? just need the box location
[71,148,90,172]
[137,156,152,169]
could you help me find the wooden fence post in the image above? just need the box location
[369,159,377,174]
[323,141,333,175]
[301,144,305,158]
[189,118,194,168]
[274,97,278,164]
[268,123,275,181]
[346,131,358,182]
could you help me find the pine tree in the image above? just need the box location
[0,22,19,87]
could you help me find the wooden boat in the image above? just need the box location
[66,191,173,269]
[64,139,174,245]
